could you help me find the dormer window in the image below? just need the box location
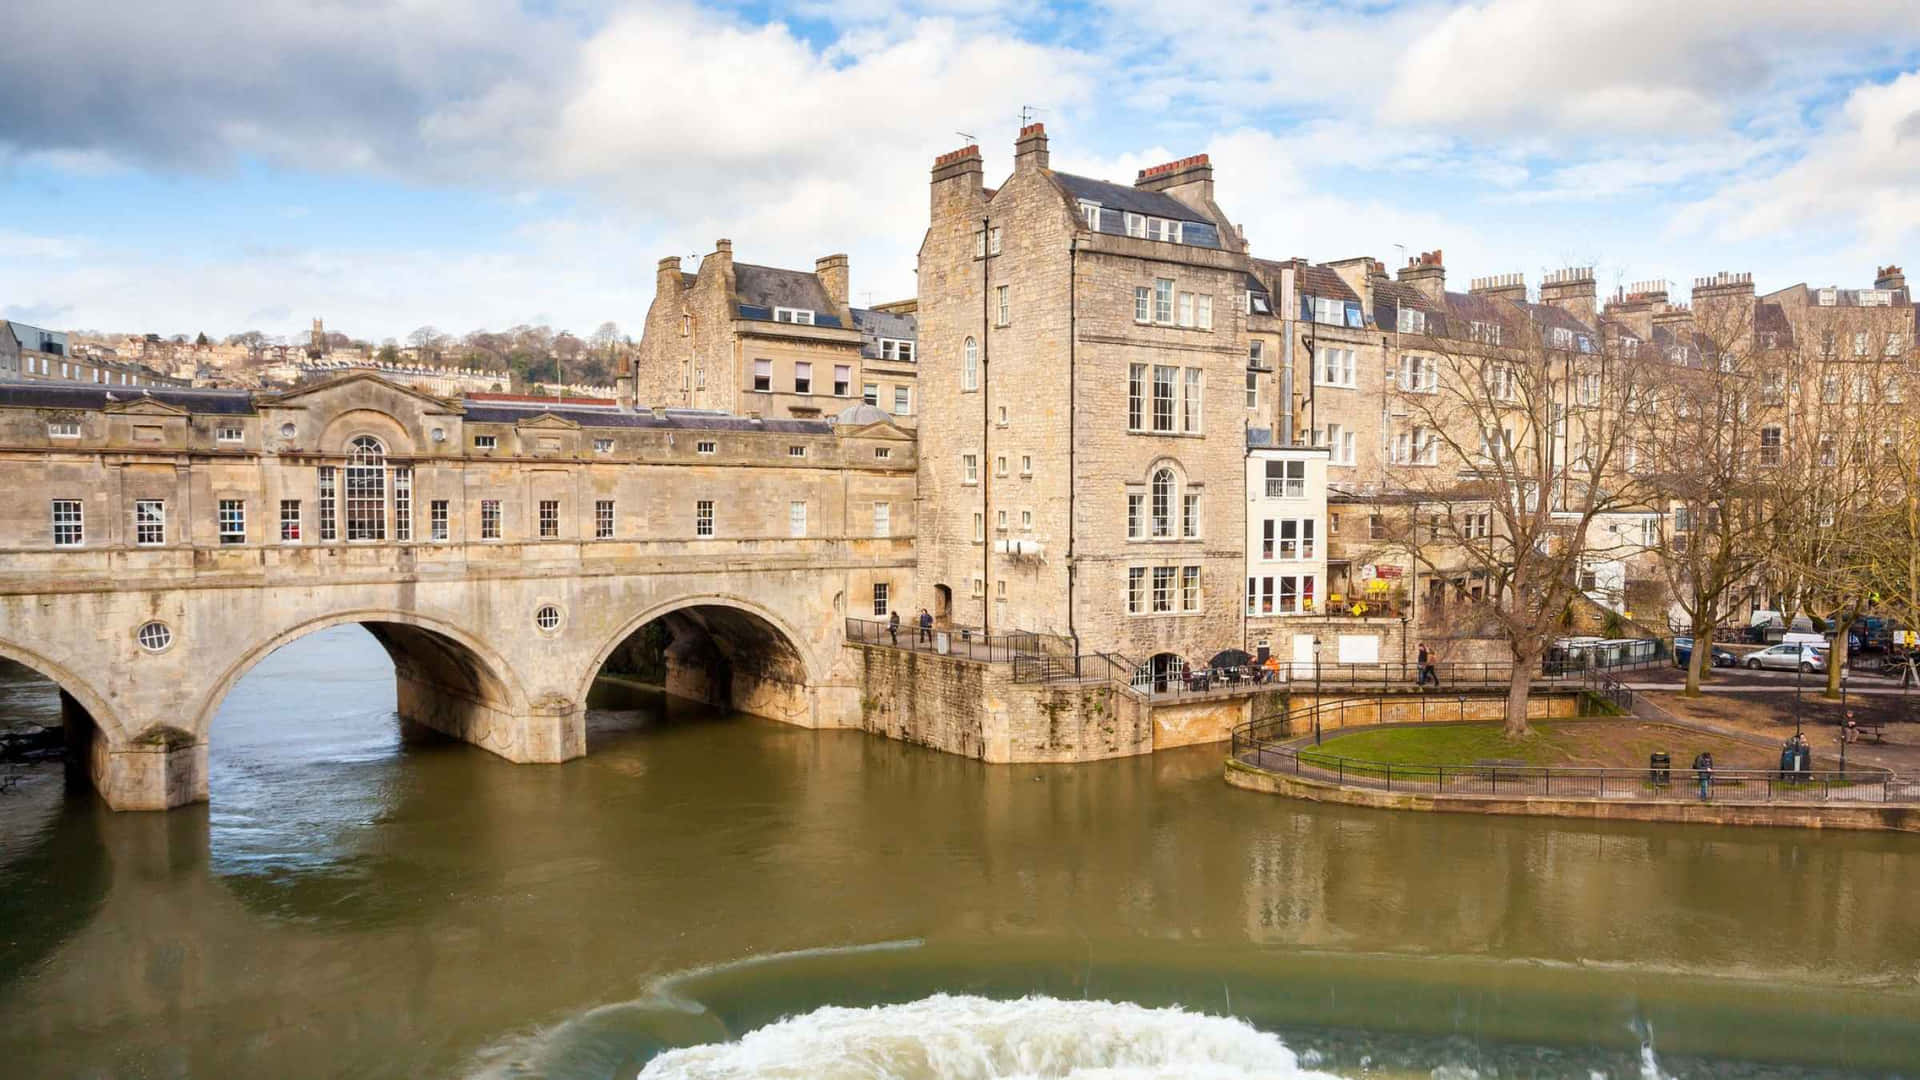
[1079,200,1100,229]
[880,339,915,362]
[1397,308,1425,335]
[774,307,815,325]
[216,424,243,442]
[1124,213,1146,238]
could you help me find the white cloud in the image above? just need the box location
[1686,71,1920,251]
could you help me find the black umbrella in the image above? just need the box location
[1209,649,1254,669]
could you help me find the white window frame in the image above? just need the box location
[872,582,890,617]
[473,434,497,450]
[696,440,716,455]
[51,499,84,547]
[594,438,614,454]
[430,499,450,542]
[595,499,615,540]
[538,499,560,539]
[773,307,815,325]
[873,502,891,537]
[278,499,301,544]
[963,337,978,391]
[216,424,243,443]
[754,359,773,393]
[47,420,80,438]
[218,499,246,545]
[695,499,715,537]
[789,500,808,538]
[995,285,1009,326]
[135,499,166,546]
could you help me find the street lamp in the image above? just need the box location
[1313,635,1324,745]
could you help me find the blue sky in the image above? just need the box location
[4,0,1919,342]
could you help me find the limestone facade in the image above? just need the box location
[627,241,918,427]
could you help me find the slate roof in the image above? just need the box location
[1754,302,1793,346]
[1052,172,1224,249]
[1295,264,1360,304]
[852,307,916,359]
[732,263,842,327]
[0,383,255,414]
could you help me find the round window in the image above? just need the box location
[135,621,173,652]
[431,427,447,443]
[534,605,562,632]
[279,422,297,438]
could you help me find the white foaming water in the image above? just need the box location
[636,993,1343,1080]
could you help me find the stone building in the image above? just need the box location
[1,319,186,388]
[627,242,917,425]
[914,126,1254,680]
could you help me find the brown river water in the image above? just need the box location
[1,625,1916,1079]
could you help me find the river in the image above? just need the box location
[1,625,1916,1078]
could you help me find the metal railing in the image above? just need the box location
[1011,652,1136,685]
[1231,695,1915,805]
[844,617,1070,664]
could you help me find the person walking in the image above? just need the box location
[918,608,934,645]
[1692,750,1714,801]
[887,609,900,646]
[1417,642,1439,688]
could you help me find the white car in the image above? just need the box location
[1744,643,1835,673]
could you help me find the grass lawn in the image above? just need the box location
[1305,720,1771,771]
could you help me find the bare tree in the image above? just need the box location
[1382,301,1648,735]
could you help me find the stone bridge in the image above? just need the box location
[0,374,916,809]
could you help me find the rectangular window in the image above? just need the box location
[1183,368,1202,432]
[1262,519,1275,559]
[1020,454,1032,476]
[872,582,890,617]
[973,512,985,543]
[278,499,301,543]
[1181,566,1201,612]
[1153,278,1174,324]
[481,499,501,540]
[976,231,986,257]
[594,438,614,454]
[538,499,559,538]
[133,499,166,545]
[963,453,978,483]
[1152,365,1177,432]
[1128,363,1146,431]
[754,359,772,392]
[393,467,412,541]
[218,499,245,545]
[1128,567,1147,614]
[1178,292,1194,328]
[1182,493,1201,538]
[1317,347,1356,388]
[317,466,337,542]
[217,424,243,443]
[1128,493,1145,540]
[1246,369,1260,410]
[473,434,497,450]
[893,386,911,414]
[997,509,1008,531]
[695,500,715,537]
[789,445,807,458]
[1264,459,1306,498]
[1020,509,1033,530]
[1134,286,1151,323]
[1151,566,1176,613]
[879,340,915,362]
[874,447,892,460]
[51,499,83,547]
[696,440,716,454]
[595,500,615,539]
[995,455,1008,478]
[430,499,449,541]
[995,285,1009,326]
[1760,426,1782,466]
[873,502,891,537]
[863,383,878,406]
[1196,294,1213,331]
[789,500,808,538]
[345,456,385,542]
[773,307,815,325]
[48,421,80,438]
[988,227,1001,255]
[794,362,812,395]
[834,365,852,396]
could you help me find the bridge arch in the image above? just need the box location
[576,593,824,728]
[0,637,126,745]
[190,608,535,752]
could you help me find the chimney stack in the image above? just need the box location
[1539,267,1597,326]
[1135,153,1216,222]
[656,255,683,296]
[1398,249,1446,303]
[815,254,850,311]
[1014,123,1049,171]
[1876,264,1907,295]
[1469,272,1528,304]
[931,143,983,215]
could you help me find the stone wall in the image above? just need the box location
[848,643,1153,763]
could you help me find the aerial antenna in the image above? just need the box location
[1019,104,1045,128]
[956,131,976,146]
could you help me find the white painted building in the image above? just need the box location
[1245,438,1330,667]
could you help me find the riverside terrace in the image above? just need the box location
[1229,695,1920,832]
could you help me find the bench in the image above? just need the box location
[1845,721,1887,745]
[1474,757,1530,782]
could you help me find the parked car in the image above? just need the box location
[1673,637,1735,669]
[1744,643,1836,672]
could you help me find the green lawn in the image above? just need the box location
[1301,720,1771,771]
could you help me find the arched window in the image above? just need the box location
[1150,467,1175,538]
[963,337,978,391]
[345,435,387,541]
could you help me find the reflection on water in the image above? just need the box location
[0,625,1917,1079]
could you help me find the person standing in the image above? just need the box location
[888,609,900,646]
[1692,751,1714,801]
[918,608,934,645]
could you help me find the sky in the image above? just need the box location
[4,0,1920,343]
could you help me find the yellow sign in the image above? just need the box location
[1351,602,1368,617]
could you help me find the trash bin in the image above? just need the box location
[1779,744,1796,780]
[934,631,950,656]
[1649,751,1671,786]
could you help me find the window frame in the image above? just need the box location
[135,499,166,546]
[51,499,84,547]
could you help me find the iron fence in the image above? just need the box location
[1230,695,1913,805]
[845,617,1069,664]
